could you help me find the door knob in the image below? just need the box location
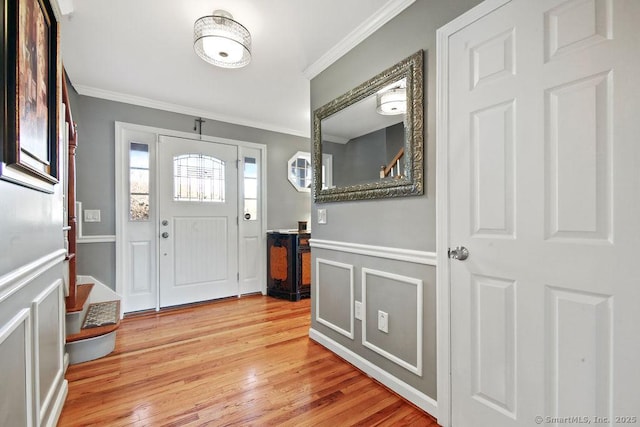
[161,232,169,238]
[448,246,469,261]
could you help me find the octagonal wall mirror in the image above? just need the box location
[312,50,424,203]
[288,151,334,193]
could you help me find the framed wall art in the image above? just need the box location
[1,0,60,193]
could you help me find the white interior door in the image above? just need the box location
[158,135,239,307]
[444,0,640,425]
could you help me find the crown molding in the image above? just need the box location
[72,85,310,138]
[303,0,416,80]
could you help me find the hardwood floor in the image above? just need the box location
[60,295,438,426]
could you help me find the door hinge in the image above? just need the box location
[237,272,240,281]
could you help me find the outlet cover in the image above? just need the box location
[317,208,327,224]
[355,301,362,320]
[378,310,389,333]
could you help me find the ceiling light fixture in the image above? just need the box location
[193,9,251,68]
[376,87,406,115]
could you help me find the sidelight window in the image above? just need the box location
[243,157,258,221]
[130,142,150,221]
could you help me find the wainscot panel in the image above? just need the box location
[315,258,354,339]
[309,240,437,408]
[0,250,68,427]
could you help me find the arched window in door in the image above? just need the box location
[173,154,225,202]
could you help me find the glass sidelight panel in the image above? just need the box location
[130,142,150,220]
[243,157,258,220]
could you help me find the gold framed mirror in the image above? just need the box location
[312,50,423,202]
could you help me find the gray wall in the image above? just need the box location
[71,94,311,289]
[310,0,483,402]
[324,122,405,187]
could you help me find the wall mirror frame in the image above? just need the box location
[312,50,423,203]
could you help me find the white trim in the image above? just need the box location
[0,249,67,304]
[75,201,116,244]
[75,85,309,138]
[309,328,437,417]
[42,379,67,427]
[315,258,354,339]
[77,235,116,244]
[309,239,436,265]
[31,280,65,425]
[361,268,423,376]
[435,2,512,426]
[303,0,417,79]
[0,308,33,427]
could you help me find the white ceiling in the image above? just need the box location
[59,0,415,137]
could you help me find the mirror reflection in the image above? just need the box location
[313,50,424,202]
[321,78,406,188]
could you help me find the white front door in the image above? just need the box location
[158,135,239,307]
[443,0,640,425]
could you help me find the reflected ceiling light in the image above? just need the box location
[194,9,251,68]
[376,87,406,115]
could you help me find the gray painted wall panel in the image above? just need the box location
[316,260,353,335]
[311,247,437,398]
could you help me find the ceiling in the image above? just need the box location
[59,0,414,138]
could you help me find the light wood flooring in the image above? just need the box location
[59,295,439,426]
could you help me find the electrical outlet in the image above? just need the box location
[378,310,389,333]
[355,301,362,320]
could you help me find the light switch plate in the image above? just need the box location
[84,209,101,223]
[355,301,362,320]
[317,208,327,224]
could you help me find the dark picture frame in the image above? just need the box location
[1,0,59,192]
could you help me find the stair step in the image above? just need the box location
[65,283,94,313]
[67,300,121,343]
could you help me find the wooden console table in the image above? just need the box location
[266,231,311,301]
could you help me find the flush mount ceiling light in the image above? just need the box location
[376,87,406,115]
[194,9,251,68]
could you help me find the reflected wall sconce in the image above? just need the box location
[193,9,251,68]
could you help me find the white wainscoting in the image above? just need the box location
[362,268,423,376]
[315,258,354,339]
[32,279,66,425]
[309,239,436,265]
[0,249,67,304]
[0,250,68,427]
[309,239,436,418]
[309,328,438,417]
[0,308,33,426]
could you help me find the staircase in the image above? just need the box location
[62,75,121,365]
[381,147,405,179]
[65,279,121,364]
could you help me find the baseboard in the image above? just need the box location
[43,378,67,427]
[308,328,438,418]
